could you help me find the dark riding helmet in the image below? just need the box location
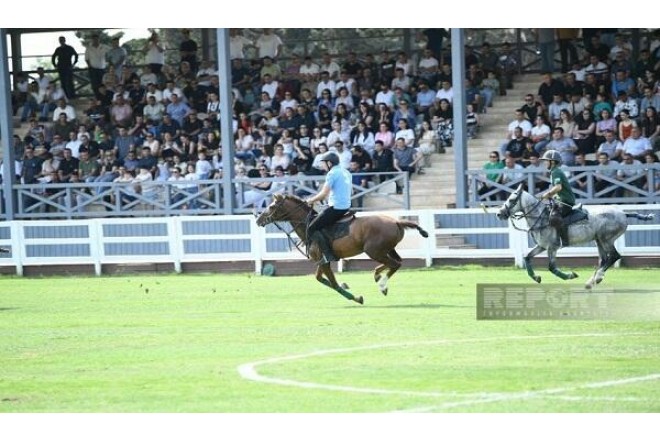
[541,149,562,164]
[320,151,340,166]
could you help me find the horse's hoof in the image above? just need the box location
[355,296,364,305]
[381,288,388,296]
[341,282,350,290]
[533,275,541,284]
[585,282,593,290]
[570,271,579,279]
[374,274,381,283]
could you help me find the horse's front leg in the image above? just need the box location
[315,264,363,304]
[547,248,579,280]
[524,245,546,283]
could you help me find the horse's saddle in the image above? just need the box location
[562,205,589,227]
[321,211,356,242]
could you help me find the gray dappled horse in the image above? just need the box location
[496,184,655,289]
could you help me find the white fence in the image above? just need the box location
[0,206,658,276]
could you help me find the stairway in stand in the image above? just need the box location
[364,74,542,211]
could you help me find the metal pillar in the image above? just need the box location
[0,29,16,219]
[451,28,468,208]
[216,29,235,214]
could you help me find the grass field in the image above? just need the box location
[0,266,659,413]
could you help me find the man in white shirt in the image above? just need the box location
[229,28,253,60]
[85,34,108,95]
[622,127,652,160]
[612,91,639,119]
[261,74,279,101]
[316,71,336,99]
[418,49,439,84]
[499,109,533,155]
[319,53,341,81]
[52,98,76,122]
[434,80,453,104]
[255,29,283,59]
[374,83,393,110]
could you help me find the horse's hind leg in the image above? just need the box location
[594,242,622,286]
[366,248,401,296]
[547,248,579,280]
[315,264,363,304]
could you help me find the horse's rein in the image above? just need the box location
[510,197,549,232]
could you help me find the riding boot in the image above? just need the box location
[549,213,563,248]
[559,226,569,247]
[310,230,335,264]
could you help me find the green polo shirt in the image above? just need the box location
[550,166,575,205]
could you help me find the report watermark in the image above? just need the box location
[476,284,660,320]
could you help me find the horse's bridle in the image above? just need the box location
[504,190,548,232]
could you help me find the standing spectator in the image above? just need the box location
[419,28,449,62]
[106,37,127,73]
[536,29,556,73]
[255,29,283,59]
[85,34,108,96]
[51,36,78,99]
[229,29,253,60]
[179,29,198,73]
[557,29,579,73]
[144,32,165,76]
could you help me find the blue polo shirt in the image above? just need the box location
[326,165,352,209]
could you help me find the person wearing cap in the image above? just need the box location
[540,149,576,247]
[305,151,352,264]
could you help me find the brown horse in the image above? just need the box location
[255,194,429,304]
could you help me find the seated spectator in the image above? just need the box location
[617,109,637,142]
[594,152,619,196]
[499,156,524,198]
[530,115,551,153]
[478,151,504,201]
[503,127,529,162]
[642,152,660,192]
[545,127,578,166]
[597,130,624,162]
[392,137,420,194]
[616,153,644,197]
[622,126,652,161]
[640,106,660,152]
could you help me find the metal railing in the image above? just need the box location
[466,164,660,207]
[7,172,409,220]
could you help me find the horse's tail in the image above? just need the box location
[398,221,429,238]
[626,213,655,221]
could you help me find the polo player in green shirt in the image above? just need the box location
[540,149,576,247]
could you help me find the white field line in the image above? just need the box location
[399,373,660,412]
[237,332,656,407]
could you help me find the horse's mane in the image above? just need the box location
[275,194,314,220]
